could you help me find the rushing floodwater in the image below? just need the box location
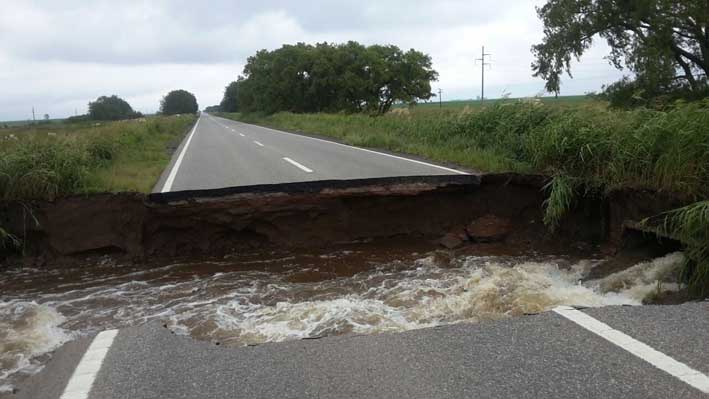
[0,247,684,393]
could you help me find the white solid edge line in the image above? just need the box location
[216,116,467,175]
[253,140,264,147]
[161,117,201,192]
[60,329,119,399]
[283,157,314,173]
[553,306,709,393]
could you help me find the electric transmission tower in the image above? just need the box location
[475,46,492,105]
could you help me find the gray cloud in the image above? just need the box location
[0,0,625,121]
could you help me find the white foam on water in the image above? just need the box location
[202,252,685,345]
[213,296,431,344]
[0,251,686,390]
[0,301,73,391]
[592,252,685,301]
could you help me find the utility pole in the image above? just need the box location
[438,88,442,108]
[32,107,36,123]
[475,46,492,105]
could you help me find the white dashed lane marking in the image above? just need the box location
[246,122,467,175]
[282,157,313,173]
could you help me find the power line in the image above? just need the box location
[475,46,492,105]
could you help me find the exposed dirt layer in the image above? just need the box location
[0,173,690,266]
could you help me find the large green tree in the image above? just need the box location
[219,80,242,112]
[88,95,141,121]
[160,90,198,115]
[532,1,709,95]
[234,42,438,115]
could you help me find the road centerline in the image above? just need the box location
[231,119,468,175]
[553,306,709,393]
[60,330,119,399]
[283,157,314,173]
[253,140,264,147]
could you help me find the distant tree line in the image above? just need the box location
[66,90,199,123]
[219,42,438,115]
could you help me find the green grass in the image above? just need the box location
[221,98,709,295]
[644,201,709,297]
[399,95,595,110]
[0,115,195,199]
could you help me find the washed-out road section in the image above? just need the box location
[154,113,466,193]
[15,303,709,399]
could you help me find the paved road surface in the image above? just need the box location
[153,113,466,193]
[16,303,709,398]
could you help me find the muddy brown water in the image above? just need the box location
[0,239,685,394]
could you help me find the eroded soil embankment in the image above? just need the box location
[0,174,689,264]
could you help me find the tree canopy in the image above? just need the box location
[219,80,241,112]
[88,95,141,121]
[160,90,198,115]
[230,42,438,115]
[532,1,709,96]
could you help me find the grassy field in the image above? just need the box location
[220,97,709,296]
[0,115,195,199]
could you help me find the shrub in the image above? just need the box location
[0,140,91,200]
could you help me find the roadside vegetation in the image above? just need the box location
[0,115,195,200]
[650,201,709,297]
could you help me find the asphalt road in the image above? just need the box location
[153,113,466,193]
[15,303,709,399]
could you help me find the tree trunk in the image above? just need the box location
[674,53,699,90]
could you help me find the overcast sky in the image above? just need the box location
[0,0,626,121]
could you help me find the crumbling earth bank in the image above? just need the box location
[0,174,688,263]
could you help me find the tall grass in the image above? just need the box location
[224,98,709,294]
[0,115,195,200]
[542,174,578,231]
[645,201,709,297]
